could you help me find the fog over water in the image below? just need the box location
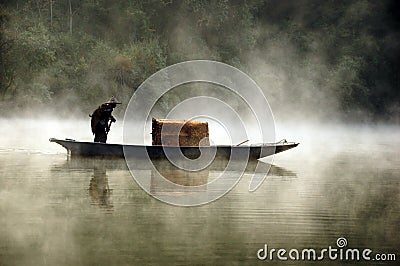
[0,117,399,264]
[1,117,398,155]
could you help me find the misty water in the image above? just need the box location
[0,119,399,265]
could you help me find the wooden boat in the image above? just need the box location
[49,138,298,160]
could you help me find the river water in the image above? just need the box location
[0,119,399,265]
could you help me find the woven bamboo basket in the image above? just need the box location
[152,118,210,146]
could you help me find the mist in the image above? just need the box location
[1,0,399,124]
[163,0,400,123]
[1,2,399,264]
[0,118,123,154]
[1,118,399,264]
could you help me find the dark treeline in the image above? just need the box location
[0,0,399,121]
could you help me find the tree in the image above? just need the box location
[0,5,15,98]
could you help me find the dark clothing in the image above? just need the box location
[93,125,108,143]
[91,103,116,143]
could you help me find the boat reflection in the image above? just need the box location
[52,157,297,205]
[126,158,298,202]
[266,164,297,178]
[149,160,209,195]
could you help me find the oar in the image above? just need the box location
[106,120,113,135]
[236,140,249,146]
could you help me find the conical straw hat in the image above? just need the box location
[106,96,121,104]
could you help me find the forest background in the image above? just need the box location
[0,0,399,122]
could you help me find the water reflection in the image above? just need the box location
[57,157,296,206]
[267,163,297,178]
[150,160,209,195]
[89,161,113,210]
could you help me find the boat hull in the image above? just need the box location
[49,138,298,160]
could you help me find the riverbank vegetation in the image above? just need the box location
[0,1,399,122]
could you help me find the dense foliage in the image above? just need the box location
[0,0,399,121]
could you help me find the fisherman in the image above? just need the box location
[90,96,121,143]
